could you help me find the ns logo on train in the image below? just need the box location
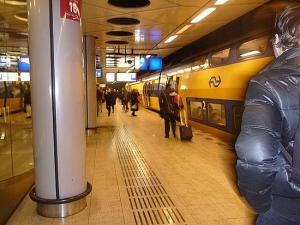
[209,76,221,88]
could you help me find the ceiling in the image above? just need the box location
[0,0,270,75]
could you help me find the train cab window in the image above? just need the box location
[190,100,204,121]
[237,36,268,59]
[210,48,230,67]
[191,56,206,71]
[208,103,226,126]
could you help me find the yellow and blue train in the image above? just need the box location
[128,0,297,142]
[129,33,275,142]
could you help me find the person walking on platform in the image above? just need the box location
[122,87,129,112]
[105,87,114,117]
[96,84,104,116]
[130,89,139,116]
[112,88,117,113]
[235,5,300,225]
[159,81,177,138]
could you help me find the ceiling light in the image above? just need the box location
[108,0,150,8]
[0,0,26,6]
[14,13,28,22]
[164,35,178,44]
[214,0,228,5]
[106,47,114,51]
[240,50,260,57]
[176,25,192,34]
[191,8,216,23]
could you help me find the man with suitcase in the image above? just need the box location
[159,82,177,138]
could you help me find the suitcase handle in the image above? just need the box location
[179,109,188,125]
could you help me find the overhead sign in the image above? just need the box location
[116,73,136,82]
[60,0,81,23]
[18,55,30,72]
[149,57,162,70]
[106,73,115,82]
[0,72,18,81]
[135,56,147,70]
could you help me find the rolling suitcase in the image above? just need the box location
[179,110,193,141]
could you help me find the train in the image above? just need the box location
[128,1,294,143]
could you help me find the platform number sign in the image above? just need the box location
[60,0,81,23]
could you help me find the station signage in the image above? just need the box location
[60,0,81,23]
[116,73,137,82]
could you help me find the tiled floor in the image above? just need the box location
[6,102,256,225]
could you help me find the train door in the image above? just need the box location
[143,82,151,108]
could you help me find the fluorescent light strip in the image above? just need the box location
[0,0,26,6]
[14,14,27,22]
[191,8,216,23]
[176,25,192,34]
[215,0,228,5]
[164,35,178,43]
[240,50,260,57]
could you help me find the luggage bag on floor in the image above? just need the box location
[179,124,193,140]
[179,110,193,141]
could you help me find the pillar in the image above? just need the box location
[27,0,91,217]
[84,36,98,131]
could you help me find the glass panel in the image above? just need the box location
[0,1,13,181]
[191,55,206,71]
[190,100,204,121]
[0,1,33,180]
[237,36,268,59]
[0,94,13,180]
[210,48,230,66]
[11,83,33,176]
[207,103,226,126]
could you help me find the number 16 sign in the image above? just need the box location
[60,0,81,23]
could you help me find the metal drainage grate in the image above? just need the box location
[114,126,187,225]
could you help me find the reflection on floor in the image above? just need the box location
[7,102,256,225]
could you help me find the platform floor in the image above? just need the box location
[6,102,256,225]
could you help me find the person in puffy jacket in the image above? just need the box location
[235,5,300,225]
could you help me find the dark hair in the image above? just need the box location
[271,5,300,51]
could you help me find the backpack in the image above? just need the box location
[279,65,300,183]
[174,93,184,109]
[292,109,300,183]
[282,104,300,183]
[163,91,182,116]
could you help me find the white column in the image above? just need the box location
[84,36,97,130]
[27,0,91,217]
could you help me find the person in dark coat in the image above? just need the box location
[105,87,114,116]
[121,87,129,112]
[130,89,139,116]
[96,84,103,116]
[159,82,177,138]
[111,88,117,113]
[235,5,300,225]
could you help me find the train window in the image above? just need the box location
[191,56,206,71]
[208,103,226,126]
[237,36,268,59]
[210,48,230,67]
[190,101,204,121]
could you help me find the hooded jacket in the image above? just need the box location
[235,48,300,215]
[159,85,176,119]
